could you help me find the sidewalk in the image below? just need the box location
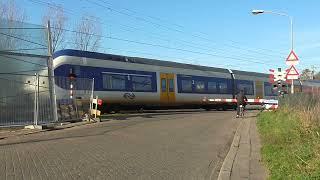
[218,112,267,180]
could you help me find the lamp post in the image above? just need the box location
[252,10,295,94]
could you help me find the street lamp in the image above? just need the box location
[251,10,293,50]
[251,10,265,15]
[252,9,295,94]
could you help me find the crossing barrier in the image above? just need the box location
[202,98,279,110]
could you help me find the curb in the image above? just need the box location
[217,119,243,180]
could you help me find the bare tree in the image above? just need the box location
[0,0,27,51]
[314,72,320,80]
[42,5,67,52]
[0,0,26,22]
[73,15,102,51]
[300,69,313,80]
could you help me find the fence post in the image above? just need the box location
[95,95,98,119]
[33,73,39,125]
[47,20,58,122]
[89,78,95,116]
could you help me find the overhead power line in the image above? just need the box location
[0,68,48,75]
[0,32,47,48]
[84,0,286,57]
[0,47,48,52]
[61,28,276,66]
[29,0,284,61]
[0,54,47,67]
[0,27,45,30]
[98,0,287,55]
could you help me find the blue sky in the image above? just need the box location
[18,0,320,73]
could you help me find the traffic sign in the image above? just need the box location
[269,69,275,83]
[286,50,299,65]
[97,99,103,106]
[274,68,287,81]
[286,65,299,80]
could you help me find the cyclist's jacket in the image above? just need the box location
[236,92,248,105]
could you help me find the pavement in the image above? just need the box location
[218,111,267,180]
[0,110,267,180]
[0,110,241,180]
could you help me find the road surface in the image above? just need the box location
[0,110,239,180]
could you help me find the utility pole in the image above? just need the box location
[47,20,58,122]
[311,65,316,80]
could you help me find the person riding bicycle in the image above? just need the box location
[236,89,248,118]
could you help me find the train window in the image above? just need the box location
[102,74,126,90]
[169,79,174,92]
[132,76,152,91]
[264,82,277,96]
[195,80,205,93]
[218,82,228,94]
[238,83,254,95]
[208,82,217,93]
[161,78,167,92]
[181,79,192,92]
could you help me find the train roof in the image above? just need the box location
[53,49,269,77]
[231,70,269,78]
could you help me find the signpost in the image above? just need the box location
[286,50,299,66]
[286,65,299,80]
[285,50,299,94]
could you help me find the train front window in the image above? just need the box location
[102,74,126,90]
[161,78,167,92]
[132,76,152,91]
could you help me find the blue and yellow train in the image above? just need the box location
[53,49,320,112]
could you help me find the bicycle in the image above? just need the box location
[239,104,245,118]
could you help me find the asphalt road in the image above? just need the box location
[0,110,239,180]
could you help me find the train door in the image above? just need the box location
[160,73,176,103]
[255,81,263,98]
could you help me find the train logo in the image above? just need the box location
[123,92,136,100]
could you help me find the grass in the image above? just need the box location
[258,94,320,179]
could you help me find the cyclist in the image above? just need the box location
[236,89,248,118]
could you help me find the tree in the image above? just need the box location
[72,15,102,51]
[0,0,27,51]
[0,0,26,22]
[314,72,320,80]
[42,5,67,52]
[300,69,313,80]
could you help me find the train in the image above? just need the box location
[52,49,320,113]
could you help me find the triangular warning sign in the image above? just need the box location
[287,65,299,76]
[286,50,299,61]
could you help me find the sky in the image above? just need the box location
[15,0,320,73]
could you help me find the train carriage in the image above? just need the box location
[52,49,320,113]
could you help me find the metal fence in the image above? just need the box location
[0,73,53,126]
[0,19,52,126]
[55,76,94,122]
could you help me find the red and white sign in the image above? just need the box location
[269,68,286,82]
[286,65,299,80]
[269,69,275,83]
[286,50,299,65]
[97,99,103,106]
